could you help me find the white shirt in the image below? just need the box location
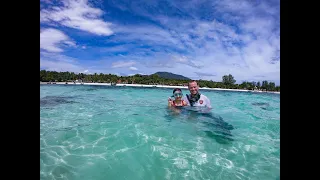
[183,94,212,108]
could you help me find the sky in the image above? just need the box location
[40,0,280,85]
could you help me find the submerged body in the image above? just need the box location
[167,82,232,143]
[166,105,234,143]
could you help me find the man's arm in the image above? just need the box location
[198,96,212,113]
[205,96,212,109]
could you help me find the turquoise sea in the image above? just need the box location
[40,85,280,180]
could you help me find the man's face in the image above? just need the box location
[188,82,199,95]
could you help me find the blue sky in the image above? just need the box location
[40,0,280,85]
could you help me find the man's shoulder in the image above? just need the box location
[200,94,211,104]
[200,94,211,107]
[200,94,209,99]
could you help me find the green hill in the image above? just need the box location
[153,72,191,80]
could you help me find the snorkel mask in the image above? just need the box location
[173,92,183,98]
[171,88,183,99]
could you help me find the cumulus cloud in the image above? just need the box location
[40,28,75,52]
[194,72,217,77]
[99,0,279,83]
[40,0,113,36]
[40,52,84,72]
[40,0,280,84]
[129,66,138,71]
[111,60,136,68]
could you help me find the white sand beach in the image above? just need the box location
[41,82,280,94]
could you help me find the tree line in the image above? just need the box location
[40,70,280,92]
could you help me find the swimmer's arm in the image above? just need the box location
[205,98,212,109]
[182,100,188,106]
[182,96,190,106]
[168,97,173,107]
[201,99,212,113]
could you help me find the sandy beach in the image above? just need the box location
[40,82,280,94]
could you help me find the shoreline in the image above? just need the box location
[40,82,280,94]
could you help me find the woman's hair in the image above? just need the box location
[173,88,182,94]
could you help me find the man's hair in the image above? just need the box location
[188,80,198,86]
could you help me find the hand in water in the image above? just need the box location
[168,97,174,107]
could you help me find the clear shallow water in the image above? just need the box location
[40,85,280,180]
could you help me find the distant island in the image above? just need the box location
[154,72,191,80]
[40,70,280,92]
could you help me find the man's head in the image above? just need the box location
[188,80,199,95]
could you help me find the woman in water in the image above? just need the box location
[168,88,187,107]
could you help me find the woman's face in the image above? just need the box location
[173,91,183,100]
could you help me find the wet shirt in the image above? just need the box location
[183,94,212,108]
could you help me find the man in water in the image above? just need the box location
[183,80,212,109]
[166,81,234,143]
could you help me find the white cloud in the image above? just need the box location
[111,60,136,68]
[40,59,84,72]
[128,73,146,76]
[102,44,137,53]
[40,0,52,4]
[171,55,204,68]
[111,25,184,49]
[40,52,83,72]
[40,52,113,75]
[40,0,113,36]
[194,72,217,77]
[240,17,276,37]
[39,0,280,84]
[40,28,75,52]
[129,66,138,71]
[106,1,280,83]
[172,55,188,63]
